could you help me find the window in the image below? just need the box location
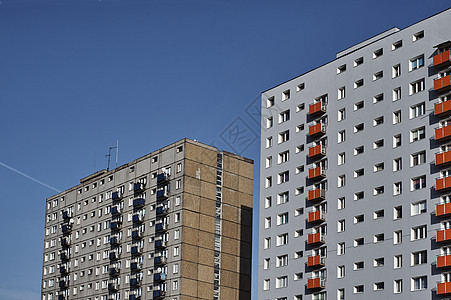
[282,90,290,101]
[264,237,271,249]
[373,93,384,103]
[263,279,270,290]
[354,168,364,178]
[410,79,425,95]
[393,157,402,171]
[278,131,289,144]
[276,233,288,246]
[394,279,403,294]
[266,97,274,108]
[296,103,305,111]
[374,282,384,291]
[265,176,272,188]
[338,130,345,143]
[411,225,427,240]
[411,276,427,291]
[276,255,288,267]
[337,242,345,255]
[337,64,346,74]
[410,55,424,71]
[278,151,289,164]
[294,273,303,281]
[393,110,401,124]
[296,165,304,174]
[373,48,383,58]
[354,101,364,111]
[392,40,403,50]
[410,127,425,142]
[276,276,288,288]
[338,175,345,187]
[338,87,345,100]
[338,153,345,165]
[411,175,426,190]
[264,217,271,229]
[354,285,364,294]
[354,238,364,247]
[394,255,402,269]
[374,162,384,172]
[354,261,364,270]
[278,171,289,184]
[410,102,425,118]
[411,200,427,215]
[411,250,427,266]
[266,117,273,129]
[264,196,272,208]
[296,83,305,91]
[354,214,364,224]
[393,87,401,101]
[373,139,384,149]
[393,134,401,148]
[338,108,346,121]
[354,146,364,155]
[266,136,273,148]
[413,30,424,41]
[394,206,402,220]
[296,145,304,153]
[373,71,383,81]
[374,233,384,243]
[392,64,401,78]
[338,219,345,232]
[354,79,364,88]
[277,192,289,204]
[296,124,304,132]
[354,57,363,67]
[393,182,402,195]
[374,186,384,195]
[373,116,384,126]
[337,265,345,278]
[394,230,402,244]
[411,151,425,166]
[279,110,290,123]
[374,209,384,219]
[265,156,272,168]
[263,258,270,269]
[354,191,364,201]
[277,213,288,225]
[354,123,364,133]
[338,197,345,210]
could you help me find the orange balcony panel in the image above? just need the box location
[436,151,451,166]
[437,282,451,295]
[437,203,451,217]
[436,176,451,191]
[437,254,451,268]
[307,255,325,267]
[434,50,451,67]
[309,102,326,116]
[435,125,451,141]
[437,228,451,242]
[308,211,325,223]
[308,167,325,180]
[308,145,326,158]
[309,123,325,137]
[434,75,451,91]
[308,189,325,201]
[307,232,325,245]
[435,100,451,116]
[307,278,325,289]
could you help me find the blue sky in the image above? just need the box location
[0,0,449,299]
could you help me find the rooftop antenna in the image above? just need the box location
[106,142,118,171]
[115,140,119,169]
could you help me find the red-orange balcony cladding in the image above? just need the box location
[435,125,451,141]
[308,211,325,223]
[434,50,450,67]
[436,176,451,192]
[437,282,451,295]
[437,254,451,268]
[437,229,451,242]
[435,100,451,116]
[307,278,325,289]
[309,102,326,116]
[307,232,325,245]
[436,151,451,166]
[437,203,451,217]
[309,123,325,137]
[308,189,325,201]
[434,75,451,91]
[307,255,325,267]
[308,145,326,158]
[308,167,325,180]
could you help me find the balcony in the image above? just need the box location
[434,50,451,67]
[60,266,69,274]
[62,211,72,220]
[154,256,167,265]
[437,202,451,217]
[436,151,451,166]
[437,254,451,268]
[437,281,451,295]
[108,283,119,291]
[156,190,169,199]
[307,232,325,245]
[157,173,170,183]
[130,278,141,286]
[129,295,141,300]
[111,206,121,215]
[58,295,66,300]
[153,290,165,298]
[307,277,325,289]
[437,228,451,242]
[112,191,123,201]
[110,221,122,231]
[133,183,145,193]
[436,176,451,192]
[132,214,144,223]
[155,223,167,232]
[131,262,143,271]
[435,100,451,116]
[61,224,72,234]
[436,125,451,141]
[308,211,325,223]
[308,144,326,159]
[308,123,326,137]
[434,75,451,91]
[110,236,120,246]
[109,252,120,260]
[133,198,145,208]
[61,237,71,247]
[307,255,325,267]
[309,102,326,116]
[155,240,167,249]
[131,246,142,255]
[156,206,169,215]
[132,230,143,239]
[60,252,70,261]
[153,273,167,281]
[308,167,326,180]
[308,189,325,201]
[59,280,69,288]
[109,267,120,276]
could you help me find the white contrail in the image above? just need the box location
[0,161,61,193]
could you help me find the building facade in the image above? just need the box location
[41,139,253,300]
[259,8,451,300]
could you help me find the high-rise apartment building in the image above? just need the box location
[41,139,253,300]
[259,8,451,300]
